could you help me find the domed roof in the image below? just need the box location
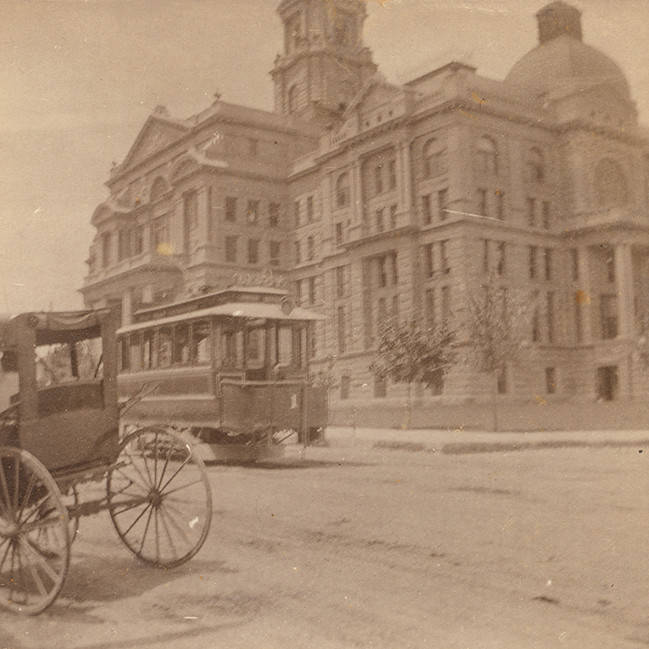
[505,34,631,100]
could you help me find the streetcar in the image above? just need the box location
[116,285,328,462]
[0,309,212,614]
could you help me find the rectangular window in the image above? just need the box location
[422,194,432,225]
[269,202,281,228]
[571,248,579,281]
[307,195,314,222]
[496,241,506,277]
[295,280,302,305]
[118,229,131,261]
[132,225,144,256]
[376,208,384,233]
[392,294,399,320]
[173,324,190,365]
[225,235,238,263]
[391,252,398,285]
[247,199,259,224]
[545,367,556,394]
[378,256,387,288]
[441,286,451,323]
[374,375,387,398]
[606,249,615,283]
[529,246,537,279]
[496,366,508,394]
[532,291,540,342]
[336,266,345,298]
[225,196,237,222]
[542,201,551,229]
[575,297,583,343]
[600,294,618,339]
[152,216,169,253]
[425,288,435,325]
[544,248,552,281]
[308,277,316,305]
[526,197,536,227]
[377,297,387,322]
[390,204,398,229]
[294,200,301,228]
[307,236,315,261]
[337,305,346,354]
[269,240,280,266]
[340,375,351,400]
[438,188,448,221]
[184,191,198,230]
[440,241,449,274]
[294,240,301,264]
[143,330,155,370]
[546,291,555,343]
[429,368,444,396]
[375,165,383,194]
[335,222,343,246]
[478,188,488,216]
[424,243,434,278]
[247,239,259,264]
[483,239,490,273]
[389,159,397,190]
[496,190,505,220]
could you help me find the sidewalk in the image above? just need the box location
[322,425,649,454]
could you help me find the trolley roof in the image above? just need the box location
[117,301,324,335]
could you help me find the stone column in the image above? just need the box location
[577,246,593,343]
[400,142,413,223]
[615,242,635,337]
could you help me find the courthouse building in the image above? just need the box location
[81,1,649,427]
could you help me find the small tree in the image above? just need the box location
[464,278,533,431]
[370,319,457,429]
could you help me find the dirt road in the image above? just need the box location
[2,444,648,648]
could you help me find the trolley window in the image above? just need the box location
[143,329,156,369]
[173,324,190,365]
[192,321,211,364]
[158,327,172,368]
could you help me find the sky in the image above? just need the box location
[1,0,649,314]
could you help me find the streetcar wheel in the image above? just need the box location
[106,427,212,568]
[0,447,70,615]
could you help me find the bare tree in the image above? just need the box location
[370,319,456,429]
[464,277,533,431]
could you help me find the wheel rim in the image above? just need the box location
[107,428,212,568]
[0,447,70,615]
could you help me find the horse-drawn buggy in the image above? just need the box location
[0,309,213,614]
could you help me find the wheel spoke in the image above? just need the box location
[12,457,20,513]
[111,498,149,517]
[115,467,149,494]
[160,478,203,499]
[154,508,160,564]
[153,432,159,488]
[19,493,54,527]
[138,505,154,554]
[16,473,37,524]
[124,450,154,489]
[18,538,59,584]
[158,507,178,561]
[156,448,172,491]
[0,537,12,573]
[21,515,65,536]
[28,563,47,597]
[123,502,152,539]
[158,503,191,546]
[158,455,191,494]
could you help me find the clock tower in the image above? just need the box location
[271,0,377,123]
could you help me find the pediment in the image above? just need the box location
[344,74,403,118]
[120,116,189,171]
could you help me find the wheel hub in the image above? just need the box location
[0,522,19,538]
[148,489,163,508]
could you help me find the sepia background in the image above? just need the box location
[1,0,649,314]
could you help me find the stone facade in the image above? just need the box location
[81,1,649,424]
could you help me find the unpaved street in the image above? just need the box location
[2,444,648,649]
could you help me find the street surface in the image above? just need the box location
[1,443,648,649]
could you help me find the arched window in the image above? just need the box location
[335,172,350,208]
[422,138,447,177]
[475,136,498,175]
[594,158,628,207]
[288,85,299,114]
[526,147,544,183]
[149,177,168,203]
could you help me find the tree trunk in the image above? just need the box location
[492,369,500,432]
[405,382,412,430]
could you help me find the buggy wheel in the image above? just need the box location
[106,427,212,568]
[0,447,70,615]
